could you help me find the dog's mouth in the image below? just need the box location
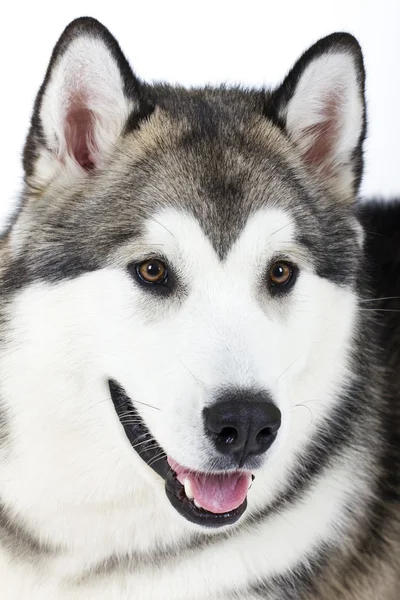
[109,380,251,528]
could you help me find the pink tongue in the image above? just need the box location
[168,458,251,514]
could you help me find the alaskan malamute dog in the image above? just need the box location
[0,17,399,599]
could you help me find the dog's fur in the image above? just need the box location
[0,17,399,599]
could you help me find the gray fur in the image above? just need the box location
[0,16,399,600]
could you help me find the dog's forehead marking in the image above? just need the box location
[143,207,295,267]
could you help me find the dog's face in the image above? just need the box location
[0,18,366,536]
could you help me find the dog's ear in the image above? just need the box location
[269,33,366,199]
[23,17,153,192]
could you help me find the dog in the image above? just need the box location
[0,16,399,599]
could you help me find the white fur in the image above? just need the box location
[0,207,373,598]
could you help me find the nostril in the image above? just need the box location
[256,428,273,445]
[216,427,239,446]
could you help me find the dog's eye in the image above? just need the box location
[136,259,168,285]
[268,261,296,291]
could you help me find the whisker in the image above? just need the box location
[128,432,151,445]
[270,223,291,237]
[290,403,314,430]
[84,394,161,417]
[119,413,144,420]
[118,409,139,417]
[132,437,157,450]
[359,296,400,303]
[293,398,321,406]
[148,452,167,468]
[276,355,301,382]
[149,217,176,239]
[137,443,162,453]
[133,399,161,411]
[118,409,160,422]
[359,308,400,313]
[173,352,205,388]
[82,398,110,415]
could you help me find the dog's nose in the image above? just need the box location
[203,389,281,465]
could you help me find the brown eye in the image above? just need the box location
[269,261,294,288]
[136,259,168,284]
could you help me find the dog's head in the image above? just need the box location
[1,19,366,534]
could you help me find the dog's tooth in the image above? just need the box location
[194,499,202,509]
[184,479,194,500]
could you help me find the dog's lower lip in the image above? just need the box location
[108,380,250,527]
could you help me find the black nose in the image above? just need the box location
[203,389,281,466]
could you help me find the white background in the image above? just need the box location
[1,0,399,226]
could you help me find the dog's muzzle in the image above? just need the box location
[109,380,280,528]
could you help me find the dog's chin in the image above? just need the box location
[109,380,253,528]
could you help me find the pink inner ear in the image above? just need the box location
[302,94,341,176]
[64,98,97,171]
